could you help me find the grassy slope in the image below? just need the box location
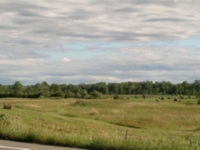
[0,96,200,150]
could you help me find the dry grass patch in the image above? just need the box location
[88,108,99,116]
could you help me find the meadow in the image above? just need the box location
[0,95,200,150]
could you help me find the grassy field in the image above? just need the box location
[0,95,200,150]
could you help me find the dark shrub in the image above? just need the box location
[198,100,200,105]
[174,98,177,101]
[113,95,120,100]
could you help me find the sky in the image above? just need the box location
[0,0,200,85]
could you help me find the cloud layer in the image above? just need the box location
[0,0,200,84]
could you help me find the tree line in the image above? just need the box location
[0,80,199,98]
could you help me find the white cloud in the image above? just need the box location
[63,57,71,62]
[0,44,199,84]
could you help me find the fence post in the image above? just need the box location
[125,130,128,140]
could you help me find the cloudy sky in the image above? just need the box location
[0,0,200,85]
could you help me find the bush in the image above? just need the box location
[113,95,120,100]
[197,93,200,105]
[51,91,64,98]
[174,98,178,101]
[197,99,200,105]
[80,90,90,99]
[179,96,184,99]
[72,100,93,107]
[0,114,10,126]
[91,90,103,99]
[65,91,75,98]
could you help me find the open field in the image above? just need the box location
[0,95,200,150]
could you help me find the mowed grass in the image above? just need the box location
[0,96,200,150]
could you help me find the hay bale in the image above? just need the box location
[3,103,12,109]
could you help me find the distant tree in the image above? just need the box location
[78,83,90,91]
[118,84,125,94]
[75,92,81,98]
[51,83,61,92]
[135,85,142,94]
[0,84,8,97]
[67,84,81,93]
[23,85,36,97]
[60,84,68,91]
[65,91,75,98]
[12,81,23,97]
[108,83,119,94]
[1,80,200,98]
[50,83,64,97]
[90,82,108,94]
[197,92,200,105]
[80,89,90,99]
[153,82,160,95]
[125,84,135,94]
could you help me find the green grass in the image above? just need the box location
[0,96,200,150]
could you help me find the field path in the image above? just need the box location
[0,140,87,150]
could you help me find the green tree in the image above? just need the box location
[65,90,75,98]
[108,83,119,94]
[135,85,142,94]
[118,84,125,94]
[197,92,200,105]
[0,84,9,98]
[12,81,23,97]
[67,84,80,93]
[91,82,108,94]
[50,83,64,97]
[153,82,160,95]
[34,82,50,97]
[23,85,37,97]
[80,89,89,98]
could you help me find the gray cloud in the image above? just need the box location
[0,0,200,84]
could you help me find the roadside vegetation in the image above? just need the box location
[1,95,200,150]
